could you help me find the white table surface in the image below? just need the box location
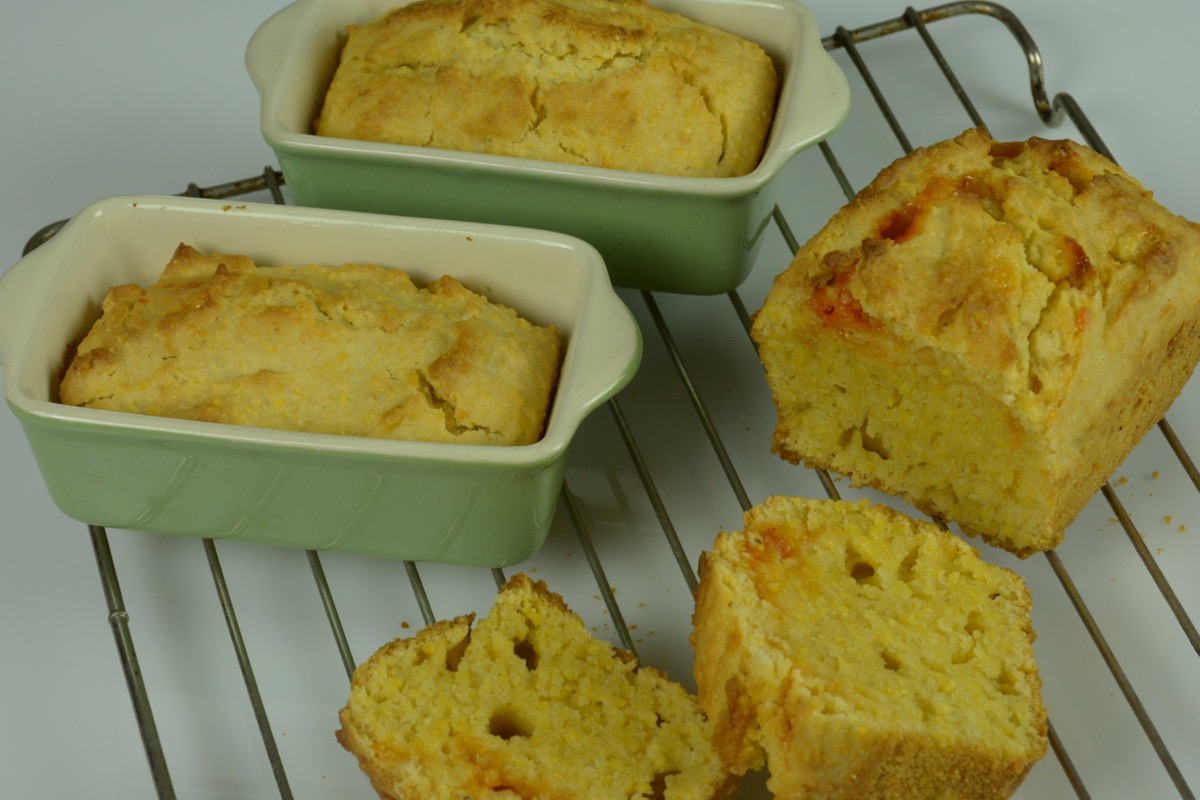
[2,1,1198,798]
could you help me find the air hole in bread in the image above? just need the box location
[845,547,880,587]
[859,428,890,459]
[513,636,538,670]
[446,630,471,672]
[898,548,919,582]
[964,610,986,637]
[837,426,854,449]
[996,666,1022,696]
[488,707,533,740]
[934,304,959,333]
[649,770,679,800]
[880,650,901,672]
[838,419,891,459]
[850,561,877,584]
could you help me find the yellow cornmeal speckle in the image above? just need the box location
[338,574,731,800]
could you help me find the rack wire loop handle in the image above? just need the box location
[22,169,286,256]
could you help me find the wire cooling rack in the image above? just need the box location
[23,3,1199,798]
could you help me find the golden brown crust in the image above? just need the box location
[691,496,1048,800]
[338,573,736,800]
[315,0,779,177]
[751,127,1200,555]
[59,244,562,446]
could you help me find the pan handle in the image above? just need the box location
[0,245,52,367]
[245,0,309,99]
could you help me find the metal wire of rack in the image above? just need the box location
[24,3,1199,799]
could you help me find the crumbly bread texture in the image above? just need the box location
[315,0,779,178]
[59,243,561,445]
[336,573,735,800]
[751,127,1200,555]
[691,496,1048,800]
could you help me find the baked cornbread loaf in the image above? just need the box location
[314,0,779,178]
[337,573,735,800]
[59,243,561,445]
[691,496,1048,800]
[751,126,1200,555]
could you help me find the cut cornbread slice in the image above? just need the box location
[691,496,1048,800]
[751,127,1200,555]
[338,573,735,800]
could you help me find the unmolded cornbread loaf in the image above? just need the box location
[59,243,562,445]
[691,496,1048,800]
[751,126,1200,555]
[315,0,779,178]
[337,573,735,800]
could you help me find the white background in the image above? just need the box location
[2,1,1198,798]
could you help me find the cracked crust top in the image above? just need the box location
[314,0,779,177]
[760,126,1199,408]
[58,243,562,445]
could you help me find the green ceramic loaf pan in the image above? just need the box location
[246,0,851,295]
[0,196,641,567]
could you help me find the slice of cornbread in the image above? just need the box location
[691,496,1048,800]
[338,573,735,800]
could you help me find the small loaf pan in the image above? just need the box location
[246,0,851,295]
[0,196,641,567]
